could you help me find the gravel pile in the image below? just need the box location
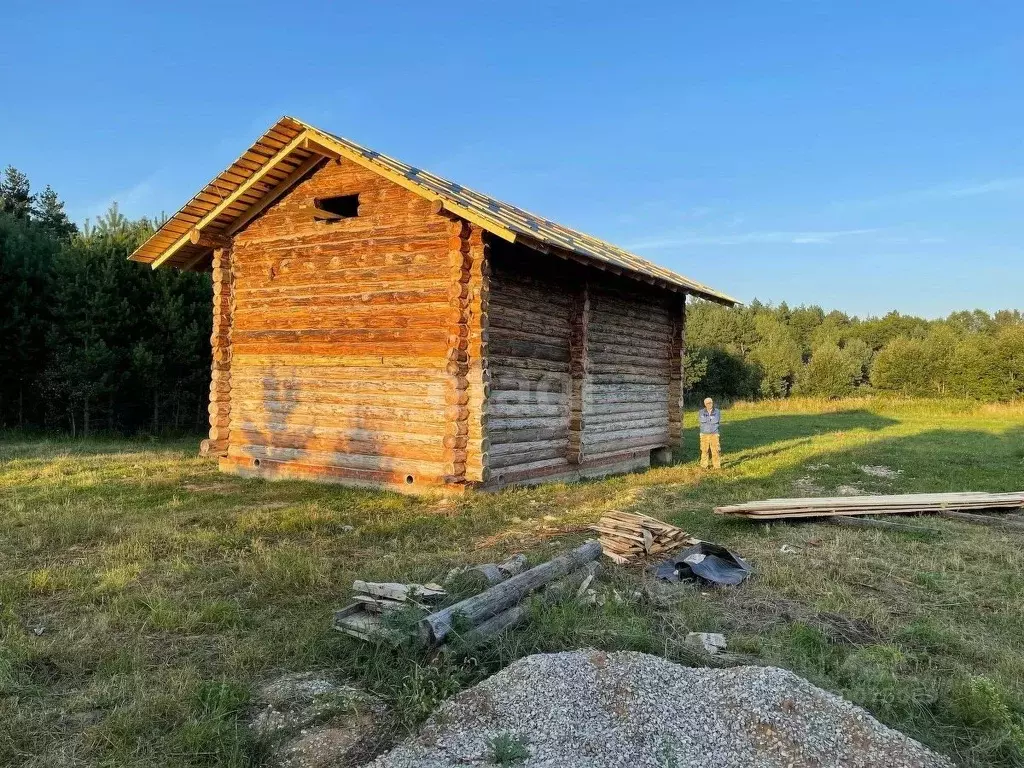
[370,650,951,768]
[248,671,381,767]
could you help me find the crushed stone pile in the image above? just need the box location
[370,650,951,768]
[249,671,381,768]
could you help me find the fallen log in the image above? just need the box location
[540,561,600,604]
[825,517,940,535]
[444,562,601,650]
[419,539,602,646]
[937,510,1024,531]
[450,554,529,588]
[458,604,528,644]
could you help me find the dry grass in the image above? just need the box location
[2,398,1024,766]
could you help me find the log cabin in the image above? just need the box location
[130,116,737,491]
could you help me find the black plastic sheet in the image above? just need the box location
[653,542,752,586]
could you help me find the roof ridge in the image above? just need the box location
[131,116,737,305]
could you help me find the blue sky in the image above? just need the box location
[2,1,1021,317]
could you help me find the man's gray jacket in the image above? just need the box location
[698,407,721,434]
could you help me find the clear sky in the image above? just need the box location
[2,1,1021,318]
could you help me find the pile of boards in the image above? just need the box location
[334,540,602,647]
[335,581,447,641]
[716,490,1024,521]
[589,510,696,564]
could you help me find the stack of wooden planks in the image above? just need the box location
[335,581,446,641]
[715,491,1024,521]
[590,510,695,564]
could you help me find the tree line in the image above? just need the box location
[0,166,211,435]
[3,164,1021,437]
[685,299,1024,401]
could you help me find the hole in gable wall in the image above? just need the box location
[313,194,359,221]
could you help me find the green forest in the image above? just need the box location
[2,166,1022,436]
[0,167,210,436]
[686,299,1024,401]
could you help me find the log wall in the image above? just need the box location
[486,249,573,485]
[441,219,491,484]
[220,158,455,489]
[668,295,685,447]
[200,247,234,457]
[203,157,683,491]
[583,283,673,459]
[485,243,683,487]
[464,226,491,483]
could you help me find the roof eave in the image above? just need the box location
[515,233,738,305]
[129,116,738,305]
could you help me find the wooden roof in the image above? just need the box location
[130,116,737,305]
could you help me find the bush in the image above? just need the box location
[798,344,858,398]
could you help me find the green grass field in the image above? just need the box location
[2,397,1024,767]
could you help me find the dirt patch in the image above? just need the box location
[275,712,377,768]
[836,484,867,495]
[858,465,903,479]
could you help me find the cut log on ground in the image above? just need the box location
[937,509,1024,531]
[334,603,392,642]
[352,595,409,614]
[590,510,695,564]
[445,554,529,588]
[715,491,1024,521]
[447,562,601,650]
[419,539,601,646]
[825,516,941,535]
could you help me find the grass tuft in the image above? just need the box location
[487,732,530,765]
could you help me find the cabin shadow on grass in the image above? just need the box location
[710,408,899,453]
[629,425,1024,767]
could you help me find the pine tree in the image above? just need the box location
[0,166,34,219]
[34,185,78,240]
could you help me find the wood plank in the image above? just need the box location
[352,581,445,602]
[227,153,329,237]
[152,130,320,269]
[716,490,1024,521]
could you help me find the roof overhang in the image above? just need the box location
[130,116,739,305]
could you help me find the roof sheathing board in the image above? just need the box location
[129,117,737,305]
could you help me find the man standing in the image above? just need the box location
[698,397,722,469]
